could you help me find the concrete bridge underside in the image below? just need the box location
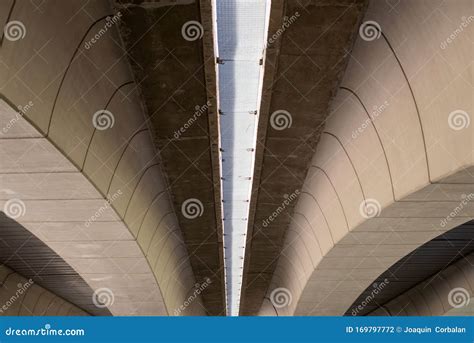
[243,0,473,316]
[0,0,222,316]
[0,0,472,318]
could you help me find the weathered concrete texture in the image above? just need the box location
[115,0,225,315]
[0,0,207,315]
[256,0,473,316]
[241,0,368,315]
[0,264,87,316]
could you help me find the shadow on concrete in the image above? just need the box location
[346,219,474,316]
[0,212,111,316]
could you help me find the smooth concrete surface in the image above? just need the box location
[0,99,165,315]
[0,0,208,315]
[251,0,473,316]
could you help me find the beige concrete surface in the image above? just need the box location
[0,99,165,315]
[0,0,209,316]
[254,0,473,316]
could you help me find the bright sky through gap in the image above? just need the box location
[215,0,271,316]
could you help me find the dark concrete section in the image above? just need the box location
[347,220,474,316]
[115,0,225,315]
[0,213,110,316]
[241,0,368,315]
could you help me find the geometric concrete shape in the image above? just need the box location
[252,0,473,316]
[116,0,225,315]
[0,264,87,316]
[241,0,369,315]
[366,251,474,317]
[1,0,209,316]
[0,97,170,315]
[0,104,166,315]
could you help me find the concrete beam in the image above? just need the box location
[241,0,368,315]
[115,0,225,315]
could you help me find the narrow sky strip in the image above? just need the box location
[215,0,271,316]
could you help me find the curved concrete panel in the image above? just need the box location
[0,264,87,316]
[255,0,473,316]
[367,252,474,316]
[346,220,473,316]
[0,0,206,315]
[0,99,166,315]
